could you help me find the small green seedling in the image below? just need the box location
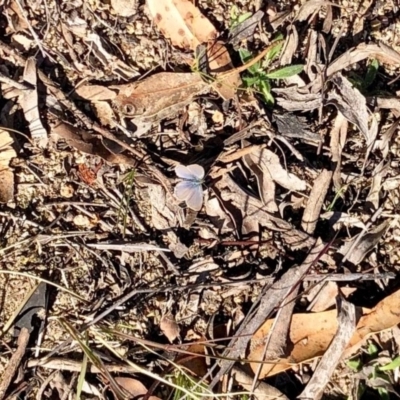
[238,40,304,105]
[230,5,252,28]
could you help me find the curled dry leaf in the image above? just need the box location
[147,0,217,51]
[248,146,307,192]
[160,313,180,343]
[51,122,137,167]
[0,129,16,203]
[21,58,48,146]
[208,41,241,100]
[338,220,390,265]
[249,287,400,378]
[327,73,374,145]
[295,0,328,22]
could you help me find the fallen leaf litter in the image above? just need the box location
[0,0,399,399]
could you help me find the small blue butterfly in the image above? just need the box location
[174,164,205,211]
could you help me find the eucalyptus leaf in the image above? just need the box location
[266,64,304,79]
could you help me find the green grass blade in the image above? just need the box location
[265,64,304,79]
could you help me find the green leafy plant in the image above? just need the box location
[229,5,252,29]
[238,41,304,105]
[349,59,380,94]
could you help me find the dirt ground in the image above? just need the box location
[0,0,400,399]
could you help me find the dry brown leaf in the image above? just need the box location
[111,72,208,121]
[248,146,307,192]
[327,73,374,145]
[329,112,348,189]
[75,85,117,101]
[114,377,161,400]
[249,287,400,378]
[146,0,217,51]
[243,149,278,213]
[280,25,299,66]
[367,160,389,209]
[51,122,137,167]
[307,282,357,312]
[338,220,390,265]
[320,211,366,230]
[21,58,48,146]
[85,33,139,80]
[0,129,16,203]
[228,10,264,46]
[299,298,356,400]
[274,86,322,111]
[160,313,180,343]
[311,42,400,93]
[301,169,332,235]
[147,183,189,258]
[210,169,314,249]
[208,41,241,100]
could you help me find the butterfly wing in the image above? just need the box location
[185,184,203,211]
[186,164,205,180]
[174,180,196,201]
[175,164,204,181]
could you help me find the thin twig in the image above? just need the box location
[0,328,30,400]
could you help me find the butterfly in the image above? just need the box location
[174,164,205,211]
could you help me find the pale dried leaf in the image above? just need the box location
[249,147,307,192]
[250,288,400,378]
[85,33,139,80]
[327,73,373,145]
[301,169,332,234]
[320,211,366,230]
[367,160,389,209]
[338,220,390,265]
[311,42,400,92]
[65,13,87,38]
[21,58,47,145]
[92,102,117,128]
[75,85,117,101]
[160,313,180,343]
[307,282,357,312]
[11,33,33,50]
[232,367,289,400]
[296,0,327,21]
[147,183,188,258]
[110,0,137,17]
[0,169,14,203]
[210,169,314,249]
[146,0,217,51]
[280,25,299,65]
[274,86,322,111]
[243,149,278,213]
[0,129,16,203]
[299,298,356,400]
